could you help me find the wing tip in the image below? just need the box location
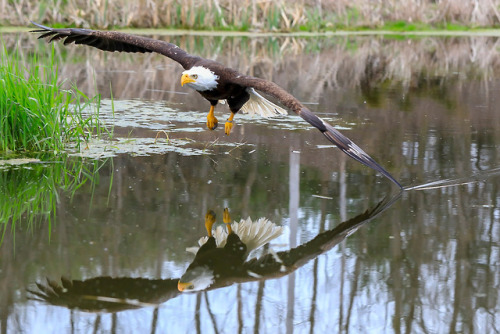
[30,21,50,31]
[301,107,402,188]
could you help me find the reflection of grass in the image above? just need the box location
[0,44,102,153]
[0,157,107,245]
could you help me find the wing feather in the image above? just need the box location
[30,22,200,69]
[230,75,402,188]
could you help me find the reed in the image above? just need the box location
[1,0,499,31]
[0,44,101,153]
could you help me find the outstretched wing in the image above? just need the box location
[30,22,200,69]
[229,75,402,188]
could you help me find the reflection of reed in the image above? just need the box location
[5,34,500,101]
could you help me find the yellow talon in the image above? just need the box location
[223,208,232,234]
[224,113,235,136]
[224,121,233,136]
[207,105,218,130]
[205,210,216,237]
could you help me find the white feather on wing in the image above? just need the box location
[239,88,288,117]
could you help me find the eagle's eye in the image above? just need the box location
[192,74,198,79]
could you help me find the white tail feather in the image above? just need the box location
[239,88,287,117]
[186,217,285,257]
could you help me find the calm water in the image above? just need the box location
[1,32,499,333]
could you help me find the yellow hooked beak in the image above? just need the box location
[181,73,196,86]
[178,281,194,292]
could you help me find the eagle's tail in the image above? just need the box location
[239,88,288,117]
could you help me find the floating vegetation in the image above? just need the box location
[69,98,347,158]
[97,99,337,131]
[67,137,210,158]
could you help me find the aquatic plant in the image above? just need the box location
[0,44,102,153]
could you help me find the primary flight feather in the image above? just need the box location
[31,22,401,188]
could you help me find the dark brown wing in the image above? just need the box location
[229,75,402,188]
[30,22,200,69]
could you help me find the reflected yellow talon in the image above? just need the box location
[207,105,218,130]
[224,112,235,136]
[205,210,216,237]
[223,208,232,234]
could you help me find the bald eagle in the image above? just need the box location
[31,22,401,188]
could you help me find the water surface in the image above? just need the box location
[1,32,499,333]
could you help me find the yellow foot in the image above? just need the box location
[205,210,216,237]
[225,112,235,136]
[224,121,233,136]
[223,208,232,234]
[207,106,218,130]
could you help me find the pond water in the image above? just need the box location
[1,32,500,333]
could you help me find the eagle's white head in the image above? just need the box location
[181,66,219,91]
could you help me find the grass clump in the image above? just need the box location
[0,45,101,153]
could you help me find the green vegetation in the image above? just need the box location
[0,42,109,245]
[0,45,102,153]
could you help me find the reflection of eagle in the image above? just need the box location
[29,194,400,313]
[178,208,284,292]
[31,22,401,188]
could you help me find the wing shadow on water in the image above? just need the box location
[28,192,401,313]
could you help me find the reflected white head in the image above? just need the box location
[177,265,215,292]
[181,66,219,91]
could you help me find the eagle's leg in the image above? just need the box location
[226,92,248,136]
[224,112,235,136]
[207,104,218,130]
[205,210,216,237]
[223,208,233,234]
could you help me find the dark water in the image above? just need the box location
[1,32,499,333]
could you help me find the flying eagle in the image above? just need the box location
[31,22,401,188]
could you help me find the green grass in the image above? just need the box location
[0,44,102,153]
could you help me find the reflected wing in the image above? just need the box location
[28,276,180,312]
[244,192,402,277]
[30,22,200,69]
[229,75,402,188]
